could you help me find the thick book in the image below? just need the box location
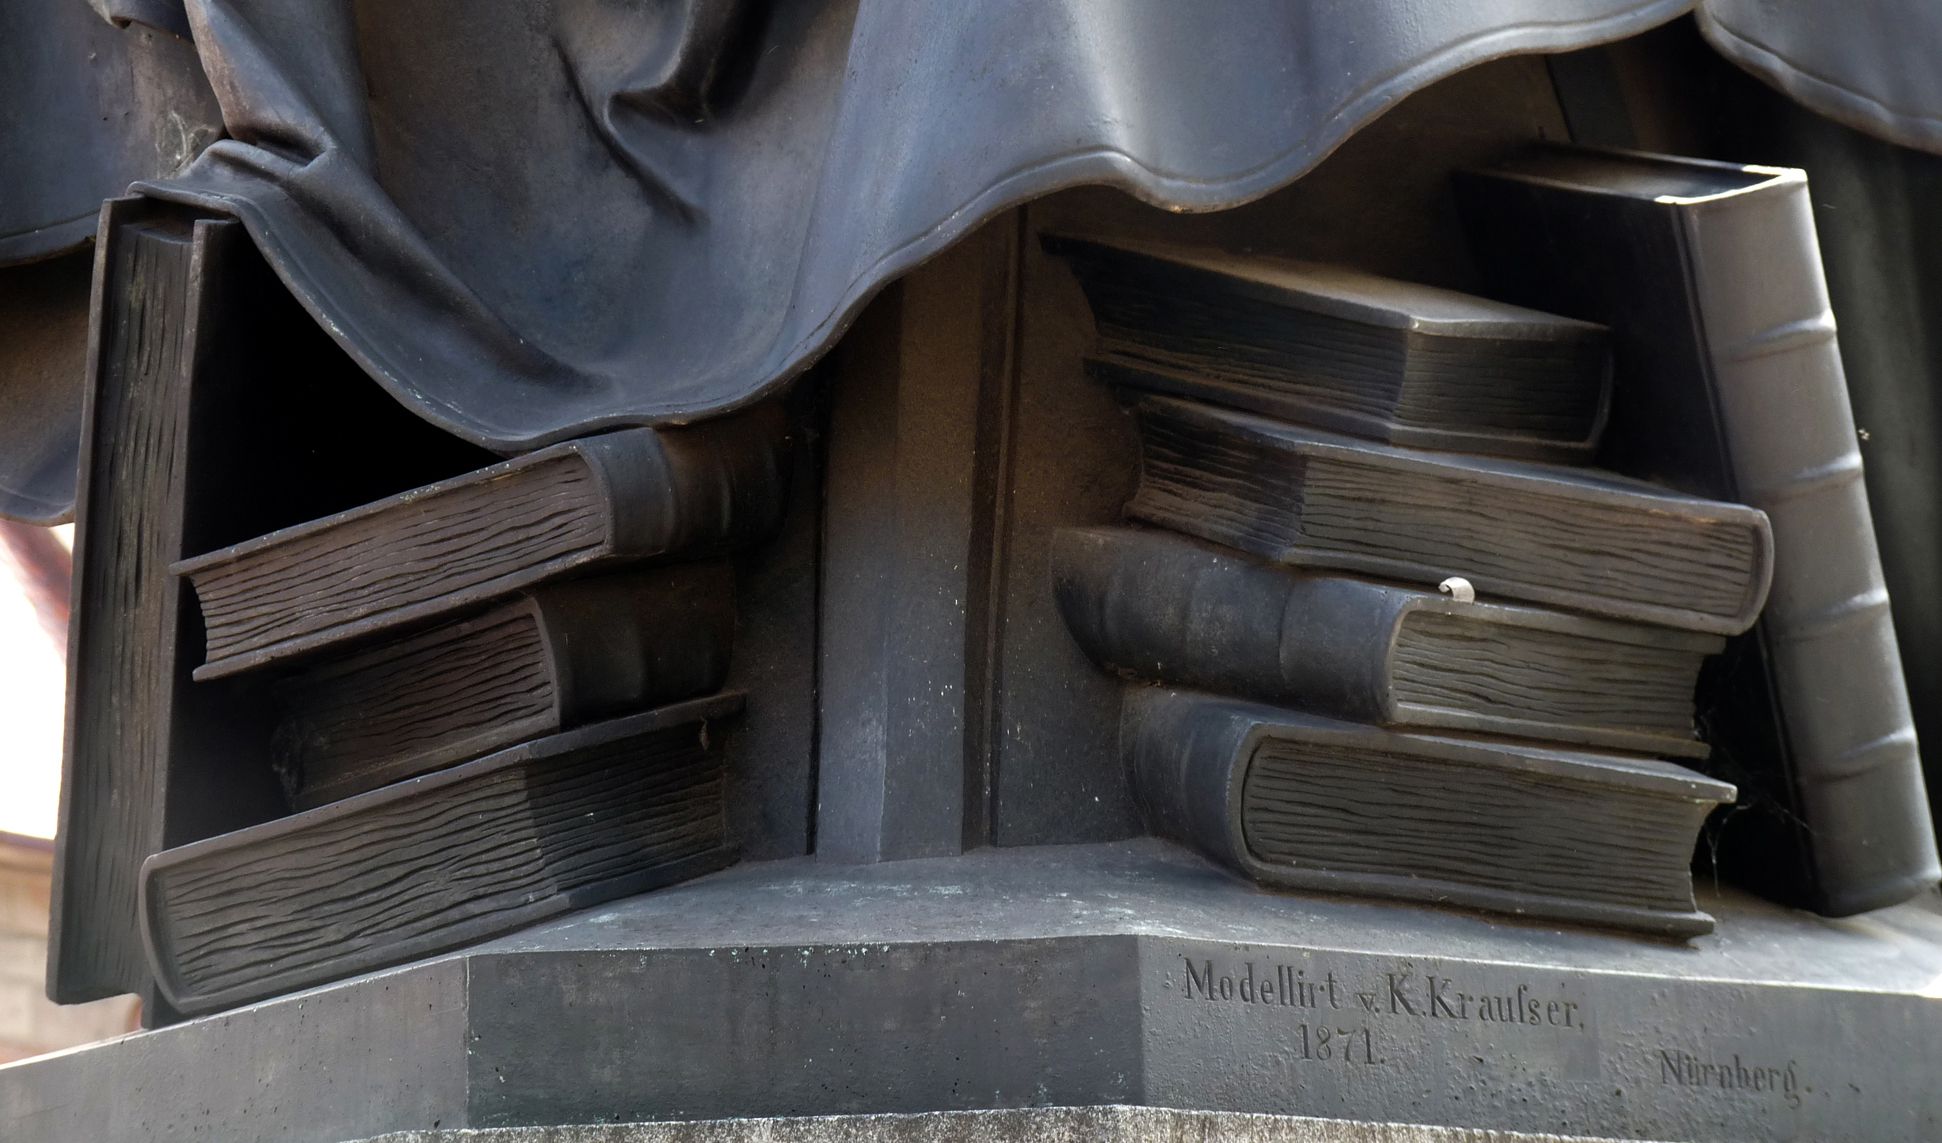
[1124,688,1736,936]
[1129,395,1773,636]
[1457,146,1940,916]
[140,693,742,1017]
[1044,234,1612,461]
[175,407,787,680]
[272,564,735,809]
[1053,527,1720,758]
[51,207,202,1003]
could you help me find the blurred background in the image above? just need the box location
[0,522,137,1063]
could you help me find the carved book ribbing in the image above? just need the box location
[1054,527,1721,759]
[175,408,788,680]
[1457,147,1940,916]
[1045,235,1612,461]
[140,694,741,1017]
[272,564,735,809]
[1129,395,1773,636]
[1124,688,1736,937]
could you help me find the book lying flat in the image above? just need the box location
[175,406,787,680]
[1045,235,1612,461]
[273,564,735,809]
[1053,527,1720,759]
[1129,396,1773,636]
[1458,145,1939,917]
[140,694,742,1017]
[1124,688,1736,937]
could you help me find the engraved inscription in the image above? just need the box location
[1181,956,1588,1030]
[1184,958,1342,1009]
[1385,970,1583,1028]
[1169,952,1833,1116]
[1658,1049,1802,1109]
[1292,1022,1385,1066]
[1181,957,1385,1067]
[1177,954,1590,1074]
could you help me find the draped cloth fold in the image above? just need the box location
[138,0,1697,451]
[11,0,1942,519]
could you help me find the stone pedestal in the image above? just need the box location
[356,1107,1643,1141]
[4,841,1939,1142]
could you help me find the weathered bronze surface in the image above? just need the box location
[6,6,1942,1141]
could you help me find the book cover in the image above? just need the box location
[1046,234,1611,461]
[50,204,202,1004]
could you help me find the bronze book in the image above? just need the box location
[272,565,735,809]
[1054,527,1721,759]
[1124,688,1736,937]
[1045,235,1612,462]
[140,694,743,1017]
[53,211,200,1003]
[1458,145,1940,917]
[174,408,787,680]
[48,200,506,1016]
[1129,395,1773,636]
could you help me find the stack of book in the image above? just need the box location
[1047,236,1767,937]
[138,409,789,1015]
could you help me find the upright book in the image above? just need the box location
[1457,147,1939,916]
[52,206,203,1003]
[1045,235,1612,461]
[271,564,735,809]
[175,407,788,680]
[140,693,742,1017]
[1128,395,1773,636]
[1124,688,1737,936]
[1054,527,1719,758]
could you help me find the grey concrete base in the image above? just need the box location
[359,1106,1645,1142]
[5,840,1941,1143]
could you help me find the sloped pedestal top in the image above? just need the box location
[4,841,1939,1142]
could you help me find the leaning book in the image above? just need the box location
[1458,146,1940,916]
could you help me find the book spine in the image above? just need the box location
[1686,180,1940,913]
[534,562,736,722]
[1051,528,1393,722]
[592,401,791,559]
[1121,687,1254,871]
